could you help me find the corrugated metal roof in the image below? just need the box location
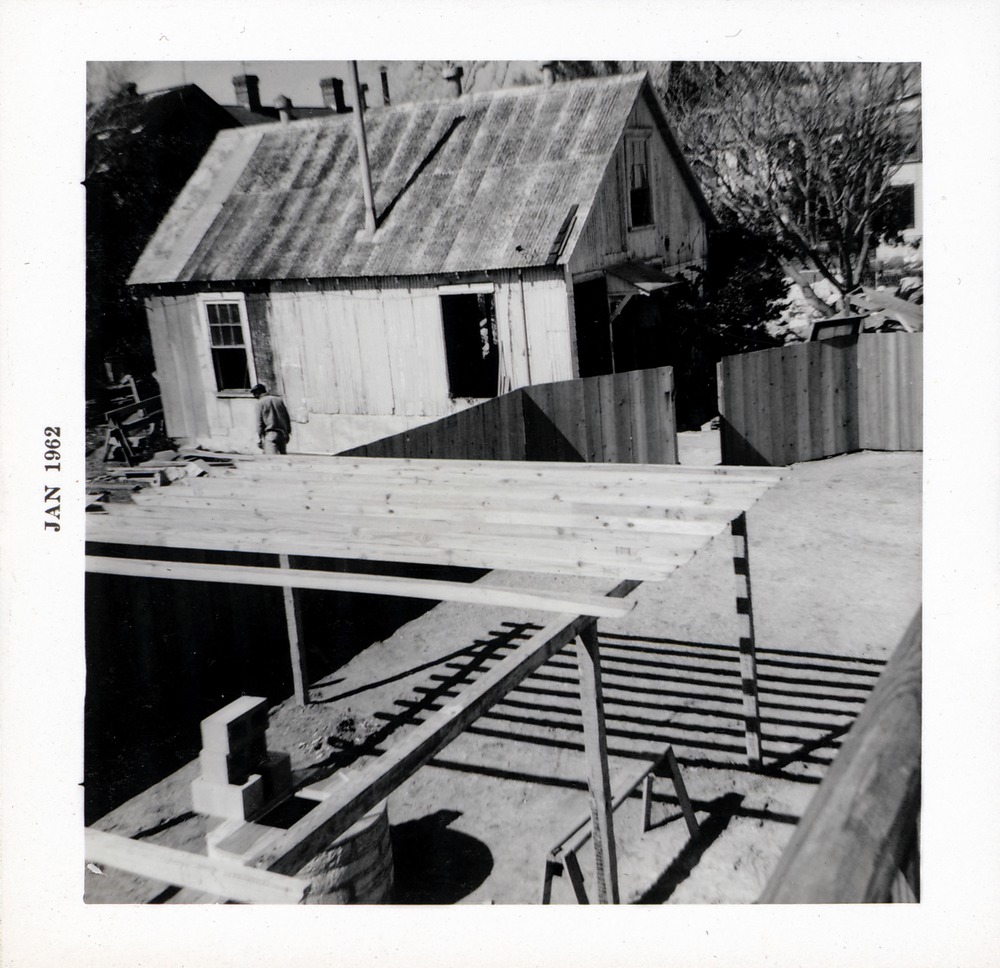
[130,73,656,285]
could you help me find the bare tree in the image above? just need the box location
[86,62,147,109]
[661,62,921,312]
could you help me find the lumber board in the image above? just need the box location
[575,621,619,903]
[84,556,639,618]
[130,494,729,537]
[279,553,309,705]
[85,517,694,581]
[84,828,310,904]
[168,478,775,513]
[119,500,725,555]
[88,509,706,577]
[130,490,748,532]
[205,456,783,482]
[759,609,921,903]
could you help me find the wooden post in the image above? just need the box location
[575,620,619,904]
[279,553,309,705]
[731,513,763,768]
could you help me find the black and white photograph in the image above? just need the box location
[2,2,1000,966]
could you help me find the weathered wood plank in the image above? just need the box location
[279,553,309,705]
[575,621,620,903]
[759,609,921,903]
[84,556,639,618]
[85,828,311,904]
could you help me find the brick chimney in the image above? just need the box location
[442,65,464,98]
[320,77,350,113]
[380,66,391,106]
[233,74,262,113]
[540,62,558,87]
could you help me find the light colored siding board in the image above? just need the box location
[146,297,192,439]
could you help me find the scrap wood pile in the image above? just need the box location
[86,447,244,511]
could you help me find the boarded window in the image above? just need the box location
[627,135,652,228]
[440,292,499,398]
[205,300,253,391]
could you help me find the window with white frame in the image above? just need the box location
[626,134,653,229]
[202,296,256,391]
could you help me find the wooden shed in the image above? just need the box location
[128,72,714,454]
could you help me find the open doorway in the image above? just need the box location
[440,292,499,398]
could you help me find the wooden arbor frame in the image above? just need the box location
[86,456,782,903]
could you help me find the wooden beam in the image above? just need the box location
[759,609,921,903]
[240,583,639,876]
[116,505,714,568]
[279,553,309,705]
[731,513,763,768]
[174,477,774,509]
[575,621,619,904]
[85,520,679,581]
[84,828,310,904]
[134,489,731,538]
[84,556,638,618]
[201,457,784,484]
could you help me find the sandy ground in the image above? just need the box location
[85,431,921,904]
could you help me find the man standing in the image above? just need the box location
[251,384,291,454]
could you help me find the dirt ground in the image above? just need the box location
[85,431,921,904]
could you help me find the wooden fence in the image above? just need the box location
[340,367,677,464]
[718,333,922,466]
[759,609,921,903]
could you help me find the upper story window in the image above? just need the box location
[201,295,256,392]
[626,133,653,229]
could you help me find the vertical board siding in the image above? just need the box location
[720,334,922,465]
[858,333,923,451]
[340,367,677,465]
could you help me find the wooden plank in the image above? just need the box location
[661,367,678,464]
[244,590,637,875]
[208,453,784,478]
[767,347,787,466]
[84,556,639,618]
[136,487,738,536]
[731,513,762,768]
[87,515,698,581]
[643,366,665,464]
[807,342,827,461]
[843,337,861,453]
[612,371,635,464]
[759,610,921,903]
[84,828,310,904]
[85,524,675,581]
[122,502,732,559]
[909,335,923,449]
[279,553,309,705]
[575,621,619,903]
[788,344,807,461]
[188,459,782,492]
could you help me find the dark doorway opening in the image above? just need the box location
[573,277,613,377]
[611,290,671,374]
[441,292,499,398]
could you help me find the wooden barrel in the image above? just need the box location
[296,800,394,904]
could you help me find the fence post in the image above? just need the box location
[279,553,309,705]
[575,620,619,903]
[730,513,763,768]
